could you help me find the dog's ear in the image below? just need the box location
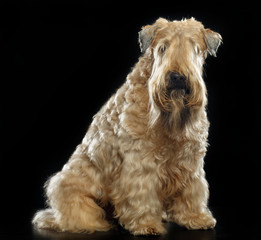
[138,26,154,54]
[138,18,168,54]
[204,29,222,57]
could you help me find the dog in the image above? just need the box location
[33,17,222,235]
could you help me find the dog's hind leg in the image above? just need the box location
[32,154,111,233]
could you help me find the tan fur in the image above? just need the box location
[32,17,222,235]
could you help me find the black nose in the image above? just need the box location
[169,72,186,89]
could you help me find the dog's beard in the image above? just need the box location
[169,89,186,105]
[148,79,191,131]
[160,89,191,132]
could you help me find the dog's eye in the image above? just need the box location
[158,45,166,55]
[194,45,200,54]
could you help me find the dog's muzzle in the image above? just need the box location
[167,72,187,90]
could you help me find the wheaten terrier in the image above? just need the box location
[33,17,222,235]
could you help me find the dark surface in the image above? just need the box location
[2,206,261,239]
[1,2,261,240]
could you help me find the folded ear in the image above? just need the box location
[138,25,158,54]
[138,18,168,54]
[204,29,222,57]
[138,26,153,53]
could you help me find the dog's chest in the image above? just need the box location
[153,140,192,197]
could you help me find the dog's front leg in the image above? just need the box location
[170,167,216,230]
[110,152,166,235]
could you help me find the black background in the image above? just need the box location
[1,1,261,239]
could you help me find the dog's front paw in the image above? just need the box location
[131,223,166,236]
[174,212,216,230]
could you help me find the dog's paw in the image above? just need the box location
[174,212,216,230]
[131,223,166,236]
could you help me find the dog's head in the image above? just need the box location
[139,17,222,130]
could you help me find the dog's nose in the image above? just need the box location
[169,72,186,89]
